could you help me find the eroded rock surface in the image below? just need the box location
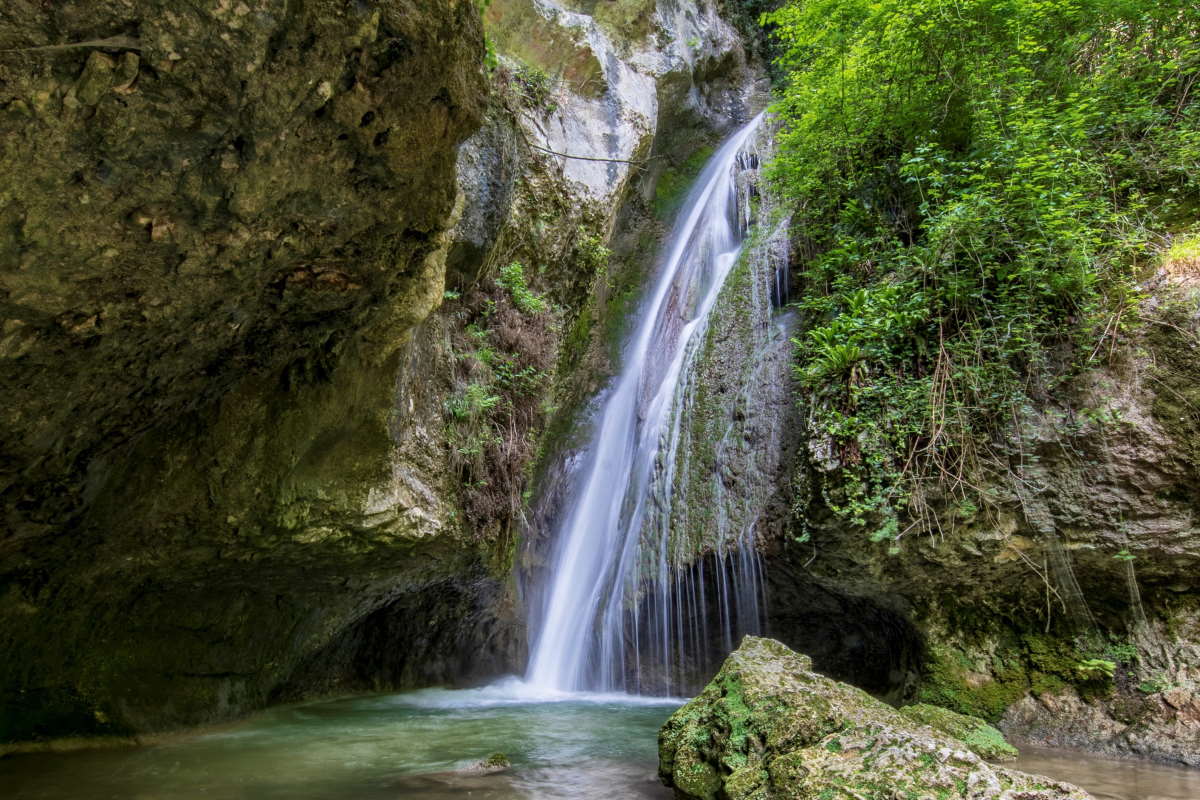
[769,281,1200,764]
[659,637,1092,800]
[0,0,488,743]
[0,0,765,747]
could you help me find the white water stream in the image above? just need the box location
[526,114,767,693]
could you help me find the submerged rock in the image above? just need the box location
[658,637,1092,800]
[469,752,512,773]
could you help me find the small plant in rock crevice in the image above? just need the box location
[444,266,556,538]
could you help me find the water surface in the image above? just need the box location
[1011,743,1200,800]
[7,685,1200,800]
[3,680,677,800]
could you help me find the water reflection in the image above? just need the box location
[6,687,1199,800]
[2,683,676,800]
[1012,744,1200,800]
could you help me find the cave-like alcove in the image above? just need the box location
[766,559,924,705]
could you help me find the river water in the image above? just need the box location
[1011,744,1200,800]
[2,682,676,800]
[5,684,1200,800]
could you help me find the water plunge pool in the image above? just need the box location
[5,682,1200,800]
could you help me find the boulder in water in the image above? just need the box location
[658,636,1091,799]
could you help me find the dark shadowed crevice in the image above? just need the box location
[765,557,923,705]
[273,576,526,704]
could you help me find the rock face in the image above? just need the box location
[659,637,1092,800]
[0,0,484,541]
[1001,681,1200,768]
[768,279,1200,764]
[0,0,489,743]
[900,704,1018,762]
[0,0,764,747]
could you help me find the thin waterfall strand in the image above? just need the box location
[526,115,766,692]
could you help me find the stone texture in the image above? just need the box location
[900,703,1019,762]
[659,637,1092,800]
[769,281,1200,764]
[0,0,485,544]
[0,0,488,743]
[0,0,768,748]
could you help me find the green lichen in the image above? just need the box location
[661,638,1091,800]
[917,643,1029,722]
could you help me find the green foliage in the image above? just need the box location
[512,62,558,113]
[1074,658,1116,680]
[445,268,556,531]
[1137,674,1170,694]
[498,261,548,315]
[574,227,612,273]
[1105,641,1138,664]
[483,37,498,75]
[654,146,715,219]
[766,0,1200,539]
[1164,234,1200,263]
[447,381,501,421]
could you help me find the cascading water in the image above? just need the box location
[526,114,770,694]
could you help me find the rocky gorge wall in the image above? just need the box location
[3,0,1196,773]
[0,0,764,746]
[0,0,490,744]
[769,269,1200,765]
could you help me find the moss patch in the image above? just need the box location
[900,703,1019,761]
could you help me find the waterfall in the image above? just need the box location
[526,114,770,693]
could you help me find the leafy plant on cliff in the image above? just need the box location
[498,261,549,314]
[766,0,1200,540]
[445,268,556,534]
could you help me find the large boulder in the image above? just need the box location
[659,637,1092,800]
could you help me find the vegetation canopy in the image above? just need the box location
[764,0,1200,540]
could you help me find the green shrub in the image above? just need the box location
[498,261,548,315]
[765,0,1199,539]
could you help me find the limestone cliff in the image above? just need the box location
[769,273,1200,764]
[0,0,488,743]
[0,0,763,745]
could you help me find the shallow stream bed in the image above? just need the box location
[4,683,1198,800]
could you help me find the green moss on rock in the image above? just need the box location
[659,637,1092,800]
[900,703,1019,761]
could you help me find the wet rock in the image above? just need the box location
[74,51,115,105]
[469,752,512,773]
[1001,684,1200,769]
[0,0,487,743]
[900,703,1019,762]
[771,286,1200,764]
[659,637,1092,800]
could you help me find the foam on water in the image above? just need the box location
[391,677,688,709]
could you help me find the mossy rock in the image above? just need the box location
[470,752,511,772]
[659,637,1092,800]
[900,703,1019,761]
